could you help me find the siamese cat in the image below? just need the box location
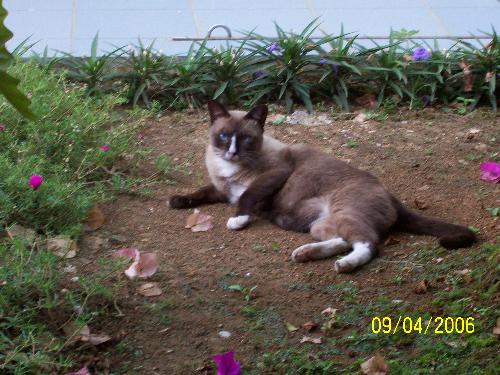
[169,101,475,273]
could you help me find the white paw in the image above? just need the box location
[226,215,250,230]
[291,245,312,262]
[334,259,355,273]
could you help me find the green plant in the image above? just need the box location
[0,239,123,374]
[203,41,253,105]
[229,284,258,302]
[168,41,211,109]
[0,61,144,235]
[0,0,35,119]
[119,40,170,106]
[60,33,123,96]
[245,19,337,112]
[454,30,499,110]
[456,96,476,114]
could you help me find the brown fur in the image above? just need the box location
[169,101,476,272]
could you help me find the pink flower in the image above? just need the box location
[113,248,158,279]
[480,162,500,183]
[212,351,241,375]
[0,124,5,132]
[138,132,145,140]
[99,145,110,151]
[29,175,44,190]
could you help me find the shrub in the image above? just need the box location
[0,61,143,235]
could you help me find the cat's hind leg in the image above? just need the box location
[334,241,377,273]
[291,237,350,262]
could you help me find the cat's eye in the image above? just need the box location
[242,136,253,145]
[219,133,229,141]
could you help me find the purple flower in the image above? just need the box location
[422,95,431,107]
[480,162,500,183]
[29,175,43,190]
[212,351,241,375]
[253,70,266,79]
[0,124,5,132]
[331,64,339,75]
[319,57,328,65]
[413,47,431,61]
[99,145,110,151]
[266,41,282,54]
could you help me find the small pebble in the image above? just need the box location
[218,330,232,338]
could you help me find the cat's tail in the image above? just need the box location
[392,197,476,249]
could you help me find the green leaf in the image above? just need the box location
[213,81,228,99]
[0,1,35,119]
[486,207,500,217]
[228,284,243,292]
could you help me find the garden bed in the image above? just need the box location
[69,107,499,374]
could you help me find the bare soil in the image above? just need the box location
[73,108,499,374]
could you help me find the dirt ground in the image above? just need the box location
[74,107,498,374]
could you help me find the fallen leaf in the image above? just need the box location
[300,336,322,344]
[321,307,337,317]
[302,321,318,332]
[185,209,214,232]
[4,224,36,242]
[414,198,428,210]
[113,248,158,279]
[137,282,162,297]
[384,236,400,246]
[83,333,112,346]
[65,367,91,375]
[286,322,299,332]
[355,93,377,108]
[493,317,500,335]
[454,269,472,283]
[459,61,474,92]
[354,113,368,123]
[46,236,78,258]
[63,323,111,346]
[83,205,105,231]
[480,162,500,184]
[414,280,429,294]
[361,355,389,375]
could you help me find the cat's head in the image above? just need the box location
[207,100,268,165]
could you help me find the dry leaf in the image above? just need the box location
[384,236,400,246]
[46,236,78,258]
[493,317,500,335]
[414,198,428,210]
[286,322,299,332]
[83,206,105,231]
[361,355,389,375]
[454,269,472,283]
[137,282,162,297]
[321,307,337,317]
[459,61,474,92]
[185,209,214,232]
[4,224,36,242]
[300,336,322,344]
[355,93,377,108]
[302,321,318,332]
[414,280,429,294]
[113,248,158,279]
[354,113,368,123]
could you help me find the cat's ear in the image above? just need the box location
[207,100,230,124]
[244,104,268,128]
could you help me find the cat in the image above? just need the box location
[169,100,476,273]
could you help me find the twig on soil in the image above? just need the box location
[113,299,125,317]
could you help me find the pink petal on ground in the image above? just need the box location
[212,351,241,375]
[185,209,214,232]
[65,367,91,375]
[124,252,158,279]
[480,162,500,183]
[113,248,140,260]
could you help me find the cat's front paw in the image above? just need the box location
[168,195,191,209]
[226,215,250,230]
